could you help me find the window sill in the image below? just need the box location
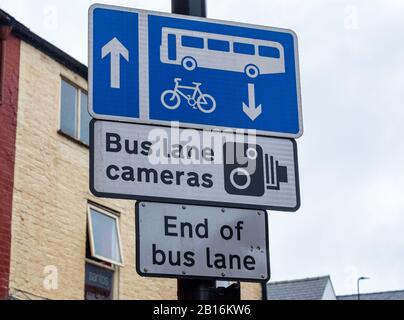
[58,130,89,149]
[85,258,115,271]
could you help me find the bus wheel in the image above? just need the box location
[182,57,197,71]
[245,64,259,78]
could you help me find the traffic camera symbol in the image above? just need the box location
[223,142,288,197]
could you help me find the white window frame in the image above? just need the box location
[87,204,124,267]
[59,77,89,144]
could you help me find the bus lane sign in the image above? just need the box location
[89,4,303,138]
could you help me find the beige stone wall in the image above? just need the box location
[9,41,262,300]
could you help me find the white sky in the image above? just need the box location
[1,0,404,296]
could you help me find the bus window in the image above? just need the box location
[259,46,280,59]
[208,39,230,52]
[168,34,177,60]
[234,42,255,55]
[181,35,204,49]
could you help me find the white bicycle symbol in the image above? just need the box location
[160,78,216,113]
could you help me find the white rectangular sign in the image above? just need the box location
[136,202,270,282]
[90,120,300,211]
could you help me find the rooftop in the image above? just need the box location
[0,8,87,79]
[338,289,404,300]
[266,275,335,300]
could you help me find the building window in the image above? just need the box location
[87,205,124,266]
[85,205,123,300]
[60,78,91,145]
[85,262,115,300]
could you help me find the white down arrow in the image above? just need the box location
[242,83,262,121]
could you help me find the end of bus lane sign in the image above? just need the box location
[89,4,303,138]
[136,202,270,282]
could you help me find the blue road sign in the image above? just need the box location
[89,4,303,138]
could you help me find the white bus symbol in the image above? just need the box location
[160,27,285,78]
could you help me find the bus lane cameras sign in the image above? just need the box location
[135,202,270,281]
[90,120,300,211]
[89,4,302,138]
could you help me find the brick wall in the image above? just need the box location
[0,28,20,300]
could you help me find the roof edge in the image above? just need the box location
[322,276,337,299]
[0,8,87,80]
[338,288,404,298]
[267,275,332,286]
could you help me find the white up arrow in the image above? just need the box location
[242,83,262,121]
[101,37,129,89]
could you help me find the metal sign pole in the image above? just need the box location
[172,0,206,17]
[171,0,217,301]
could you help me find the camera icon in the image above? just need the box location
[223,142,289,197]
[223,143,265,196]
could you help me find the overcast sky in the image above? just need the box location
[1,0,404,296]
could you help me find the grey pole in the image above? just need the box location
[171,0,215,300]
[172,0,206,17]
[357,276,370,300]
